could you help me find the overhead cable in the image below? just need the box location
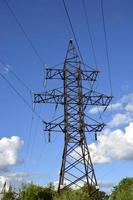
[62,0,84,62]
[0,58,32,93]
[0,71,46,123]
[4,0,45,66]
[100,0,113,95]
[81,0,98,68]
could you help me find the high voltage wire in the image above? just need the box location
[62,0,84,62]
[2,0,49,121]
[62,0,104,125]
[81,0,98,68]
[0,59,32,93]
[0,59,42,175]
[81,0,114,181]
[81,0,104,123]
[0,58,46,166]
[100,0,113,96]
[80,0,112,129]
[0,58,62,158]
[4,0,45,66]
[0,72,32,111]
[0,69,47,172]
[0,69,45,123]
[2,0,113,182]
[4,0,48,90]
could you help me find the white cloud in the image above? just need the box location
[0,62,11,74]
[0,171,48,194]
[53,179,97,190]
[125,103,133,112]
[88,123,133,163]
[106,93,133,128]
[53,179,115,192]
[0,136,23,170]
[87,94,133,164]
[72,123,133,164]
[108,113,132,127]
[0,172,29,193]
[108,103,122,110]
[0,176,7,192]
[98,180,117,193]
[89,102,122,114]
[89,93,133,116]
[121,93,133,104]
[89,106,104,114]
[3,64,11,73]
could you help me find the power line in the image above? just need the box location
[0,70,47,168]
[4,0,45,66]
[0,72,32,110]
[0,71,45,123]
[0,59,43,174]
[0,59,63,124]
[0,59,32,93]
[62,0,84,62]
[100,0,113,95]
[2,0,50,177]
[81,0,98,68]
[4,0,48,90]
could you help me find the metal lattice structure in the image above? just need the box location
[0,182,6,196]
[34,40,112,199]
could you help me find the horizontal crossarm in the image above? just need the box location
[83,91,112,110]
[34,88,64,104]
[43,121,105,133]
[34,89,112,109]
[46,68,99,81]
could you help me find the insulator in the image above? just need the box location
[95,133,97,141]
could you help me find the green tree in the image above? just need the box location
[110,178,133,200]
[18,183,55,200]
[54,188,88,200]
[2,186,16,200]
[1,181,110,200]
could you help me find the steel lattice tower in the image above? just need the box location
[34,40,112,199]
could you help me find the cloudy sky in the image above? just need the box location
[0,0,133,193]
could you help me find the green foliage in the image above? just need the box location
[2,186,16,200]
[99,191,110,200]
[18,183,55,200]
[110,178,133,200]
[54,188,88,200]
[2,178,133,200]
[1,184,107,200]
[54,187,108,200]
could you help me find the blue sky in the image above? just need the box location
[0,0,133,193]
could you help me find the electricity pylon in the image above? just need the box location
[0,182,6,195]
[34,40,112,199]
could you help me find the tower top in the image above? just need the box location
[65,39,80,63]
[69,39,73,44]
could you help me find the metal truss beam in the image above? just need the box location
[34,89,112,108]
[44,120,105,133]
[46,68,99,81]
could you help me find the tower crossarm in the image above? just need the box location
[85,122,105,132]
[83,90,112,108]
[46,68,99,81]
[34,89,112,107]
[43,120,105,134]
[34,88,64,104]
[46,68,64,79]
[44,120,65,133]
